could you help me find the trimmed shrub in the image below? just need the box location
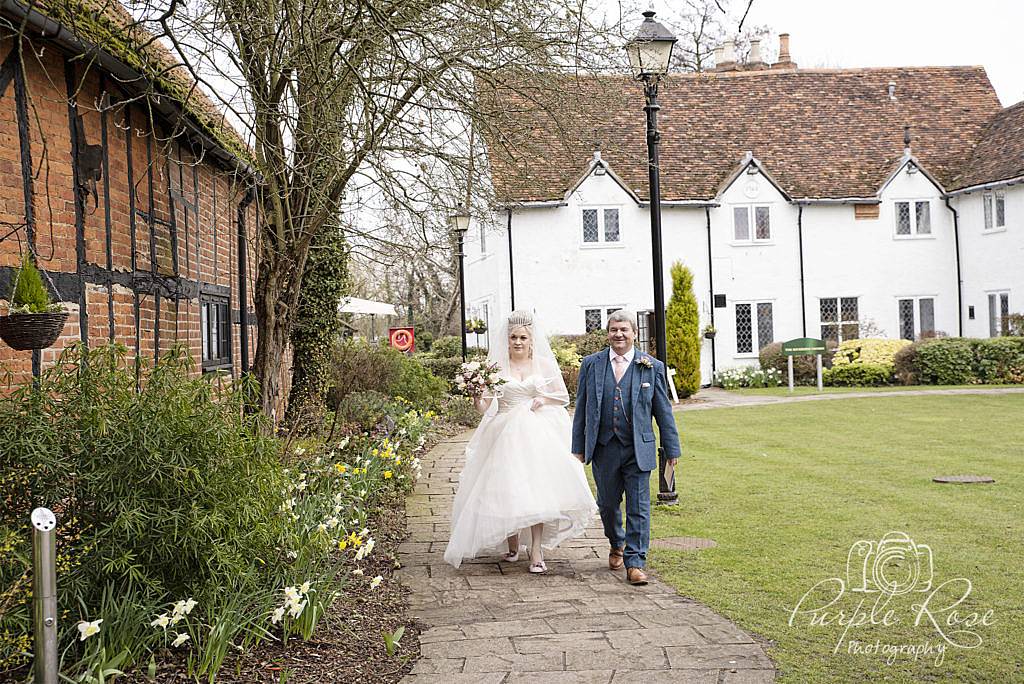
[549,335,582,370]
[972,337,1024,383]
[915,338,975,385]
[893,342,921,384]
[823,363,893,386]
[431,335,462,357]
[759,340,837,384]
[418,356,464,392]
[831,338,910,367]
[560,329,609,357]
[327,340,446,409]
[666,262,700,397]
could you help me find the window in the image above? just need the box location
[898,297,935,340]
[820,297,859,343]
[479,222,487,254]
[637,311,652,355]
[983,191,1006,230]
[735,301,773,354]
[894,200,931,236]
[733,205,771,242]
[584,306,623,333]
[988,292,1010,337]
[201,297,231,369]
[581,207,621,244]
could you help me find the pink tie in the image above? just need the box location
[613,355,626,383]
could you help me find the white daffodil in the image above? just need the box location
[169,613,183,626]
[270,607,285,624]
[299,581,311,595]
[363,538,375,556]
[288,600,306,619]
[360,527,370,537]
[171,632,191,647]
[369,575,383,589]
[286,550,298,560]
[351,568,364,576]
[294,447,306,455]
[354,545,367,561]
[317,523,328,534]
[150,614,171,629]
[284,586,301,603]
[77,619,102,641]
[181,598,197,615]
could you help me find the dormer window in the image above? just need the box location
[983,191,1005,231]
[895,200,931,237]
[582,207,620,245]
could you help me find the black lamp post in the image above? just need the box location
[626,9,677,365]
[627,10,678,505]
[450,208,471,361]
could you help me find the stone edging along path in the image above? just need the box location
[678,385,1024,412]
[397,433,775,684]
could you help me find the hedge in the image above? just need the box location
[894,337,1024,385]
[823,363,894,386]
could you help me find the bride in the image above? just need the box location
[444,310,597,572]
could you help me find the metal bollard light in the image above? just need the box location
[31,507,58,684]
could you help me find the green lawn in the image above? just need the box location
[648,395,1023,683]
[728,384,1019,397]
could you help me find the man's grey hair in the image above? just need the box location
[606,310,638,333]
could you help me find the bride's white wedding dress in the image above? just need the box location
[443,374,598,568]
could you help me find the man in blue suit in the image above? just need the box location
[572,310,681,585]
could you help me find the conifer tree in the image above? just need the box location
[665,261,701,397]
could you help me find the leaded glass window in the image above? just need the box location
[582,209,599,242]
[899,299,915,340]
[604,209,620,242]
[736,303,753,354]
[585,308,602,333]
[995,192,1005,228]
[919,298,935,336]
[915,201,931,234]
[757,302,774,348]
[820,296,859,343]
[755,206,771,240]
[733,207,750,241]
[983,193,993,229]
[896,202,911,235]
[988,292,1010,336]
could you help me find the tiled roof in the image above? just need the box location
[952,100,1024,190]
[482,67,1003,203]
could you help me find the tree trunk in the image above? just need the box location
[251,270,291,422]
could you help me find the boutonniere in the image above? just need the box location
[635,355,653,369]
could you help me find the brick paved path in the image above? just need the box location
[397,432,775,684]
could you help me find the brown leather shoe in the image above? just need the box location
[608,547,625,571]
[626,567,649,586]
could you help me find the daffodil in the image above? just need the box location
[351,568,364,576]
[171,633,191,647]
[299,581,311,595]
[338,539,348,550]
[288,600,306,619]
[271,607,285,624]
[77,619,102,641]
[151,614,171,629]
[384,471,393,479]
[369,575,383,589]
[326,517,339,529]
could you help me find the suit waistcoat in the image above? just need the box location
[598,357,634,445]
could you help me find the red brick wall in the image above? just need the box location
[0,33,258,387]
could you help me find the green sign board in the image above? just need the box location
[782,338,826,356]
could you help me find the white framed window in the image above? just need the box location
[820,297,859,343]
[583,306,623,333]
[479,222,487,254]
[581,207,621,245]
[733,205,771,242]
[988,291,1010,337]
[735,301,773,355]
[897,296,936,340]
[894,200,932,237]
[983,191,1006,231]
[201,296,231,371]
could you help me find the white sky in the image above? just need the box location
[642,0,1022,106]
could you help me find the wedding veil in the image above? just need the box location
[485,310,568,406]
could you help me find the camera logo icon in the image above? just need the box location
[846,531,934,595]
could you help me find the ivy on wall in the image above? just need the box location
[285,221,348,433]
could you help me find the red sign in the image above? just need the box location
[389,326,415,353]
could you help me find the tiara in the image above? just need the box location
[507,310,533,328]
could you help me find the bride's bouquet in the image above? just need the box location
[454,360,505,399]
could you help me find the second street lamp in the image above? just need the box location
[627,10,678,505]
[449,208,471,361]
[626,9,676,365]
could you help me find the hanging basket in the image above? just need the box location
[0,311,69,350]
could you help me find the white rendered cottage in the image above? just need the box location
[464,56,1023,385]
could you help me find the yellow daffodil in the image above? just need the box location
[338,540,348,550]
[384,471,393,479]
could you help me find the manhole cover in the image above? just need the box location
[652,537,717,551]
[932,475,995,484]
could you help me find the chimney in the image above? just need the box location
[716,39,737,72]
[772,32,797,69]
[713,45,724,68]
[747,38,766,70]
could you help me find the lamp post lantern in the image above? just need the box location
[626,9,676,365]
[627,9,678,505]
[450,208,471,361]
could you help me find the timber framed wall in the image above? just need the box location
[0,32,258,385]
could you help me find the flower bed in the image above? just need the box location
[714,366,783,389]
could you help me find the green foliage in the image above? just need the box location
[760,340,837,385]
[382,625,405,657]
[830,338,910,367]
[973,337,1024,383]
[665,262,700,397]
[417,356,464,393]
[430,336,462,357]
[559,329,609,357]
[549,336,582,370]
[823,363,894,386]
[440,395,481,428]
[914,338,976,385]
[893,342,920,384]
[287,221,349,433]
[9,253,55,313]
[334,391,405,432]
[327,340,446,411]
[714,366,783,389]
